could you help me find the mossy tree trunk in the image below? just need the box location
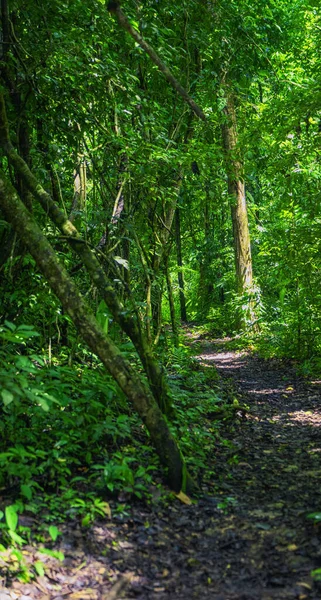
[175,207,187,323]
[0,173,195,494]
[165,254,179,347]
[0,93,172,416]
[222,92,253,296]
[150,175,183,342]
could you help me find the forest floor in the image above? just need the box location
[2,332,321,599]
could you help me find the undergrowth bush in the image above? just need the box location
[0,321,225,545]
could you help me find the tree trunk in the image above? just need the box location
[198,186,214,316]
[108,2,206,121]
[17,120,33,212]
[70,154,86,228]
[175,207,187,322]
[165,254,179,347]
[0,173,195,494]
[151,278,163,345]
[36,117,61,206]
[150,175,183,342]
[0,93,173,415]
[221,92,253,296]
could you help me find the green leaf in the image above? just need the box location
[5,505,18,532]
[311,568,321,581]
[81,513,91,527]
[21,485,33,501]
[307,512,321,521]
[114,256,129,270]
[1,389,14,406]
[34,561,45,577]
[8,530,26,545]
[96,300,108,314]
[37,396,49,412]
[48,525,60,541]
[38,548,64,561]
[96,313,109,334]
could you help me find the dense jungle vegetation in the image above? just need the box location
[0,0,321,590]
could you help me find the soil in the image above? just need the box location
[2,334,321,600]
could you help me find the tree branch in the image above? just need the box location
[107,2,206,122]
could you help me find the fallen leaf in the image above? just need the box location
[74,561,87,573]
[101,574,132,600]
[175,491,192,505]
[69,591,98,600]
[296,582,312,590]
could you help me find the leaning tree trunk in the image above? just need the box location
[221,92,253,297]
[0,93,172,416]
[0,173,195,494]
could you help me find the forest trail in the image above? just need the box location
[3,337,321,600]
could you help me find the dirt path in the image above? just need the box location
[190,341,321,599]
[2,340,321,600]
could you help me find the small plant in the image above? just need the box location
[311,568,321,582]
[0,547,33,583]
[217,496,238,512]
[67,495,112,527]
[307,512,321,522]
[91,454,155,499]
[0,502,27,546]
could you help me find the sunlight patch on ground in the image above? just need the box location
[196,352,247,370]
[287,410,321,426]
[271,410,321,427]
[245,388,285,396]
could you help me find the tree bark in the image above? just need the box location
[0,173,195,494]
[197,186,214,316]
[149,175,183,341]
[165,254,179,347]
[175,207,187,322]
[36,117,61,206]
[1,0,9,60]
[221,92,253,296]
[70,154,86,228]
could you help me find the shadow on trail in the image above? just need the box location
[198,345,321,503]
[188,342,321,599]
